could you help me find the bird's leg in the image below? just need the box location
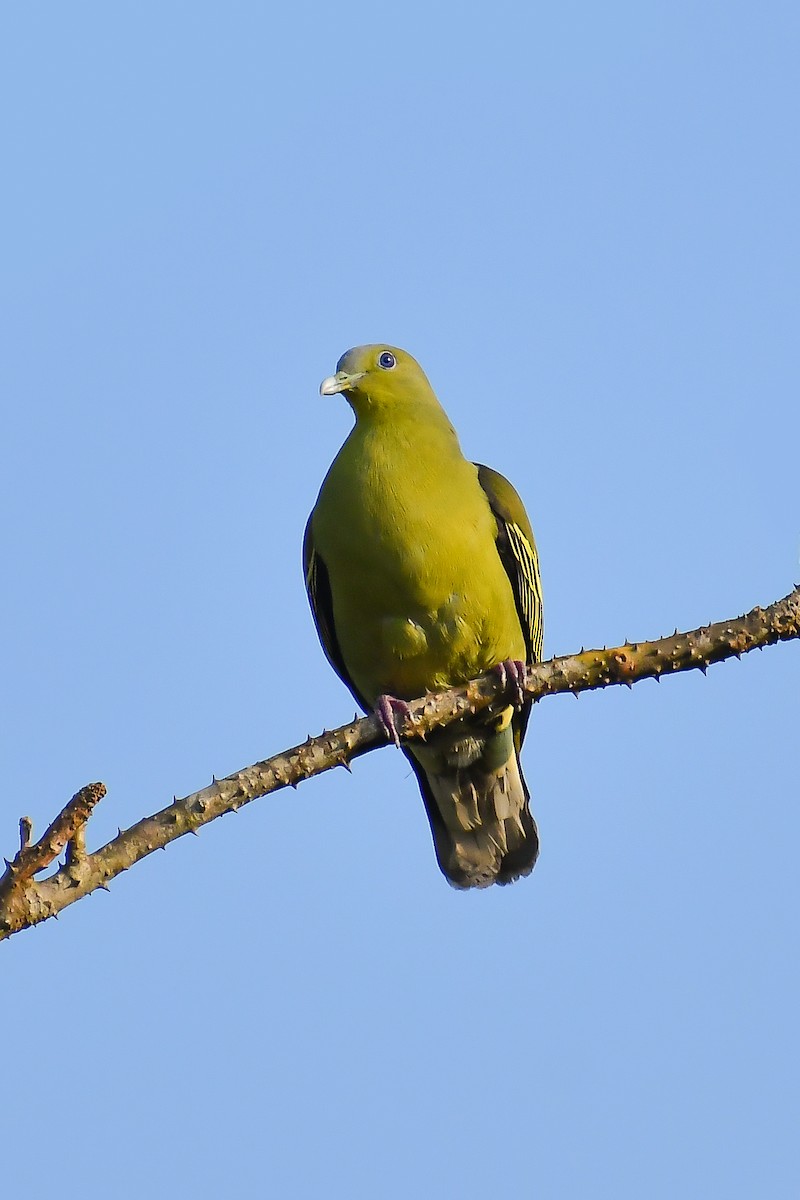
[375,694,412,748]
[494,659,528,710]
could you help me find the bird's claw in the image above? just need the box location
[495,659,527,710]
[375,694,411,747]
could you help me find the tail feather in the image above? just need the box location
[404,717,539,889]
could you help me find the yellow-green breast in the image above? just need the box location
[312,410,525,705]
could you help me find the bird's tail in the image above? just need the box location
[405,718,539,889]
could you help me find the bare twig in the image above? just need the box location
[1,784,105,889]
[0,783,106,936]
[18,817,33,852]
[2,585,798,941]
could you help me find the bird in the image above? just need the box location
[304,345,543,888]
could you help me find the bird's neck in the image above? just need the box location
[350,401,462,461]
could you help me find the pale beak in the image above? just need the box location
[320,370,366,396]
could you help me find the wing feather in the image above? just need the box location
[303,515,369,711]
[475,464,544,666]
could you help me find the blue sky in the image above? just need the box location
[2,3,798,1196]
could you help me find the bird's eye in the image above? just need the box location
[378,351,396,370]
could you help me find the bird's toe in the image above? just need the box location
[375,694,412,747]
[494,659,528,709]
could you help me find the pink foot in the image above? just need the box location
[375,694,412,747]
[494,659,528,709]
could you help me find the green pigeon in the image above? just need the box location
[304,345,544,888]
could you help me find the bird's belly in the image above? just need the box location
[333,549,524,704]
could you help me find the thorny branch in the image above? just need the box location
[2,585,798,941]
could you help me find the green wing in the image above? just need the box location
[303,515,370,712]
[475,463,544,666]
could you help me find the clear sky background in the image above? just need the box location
[2,3,798,1197]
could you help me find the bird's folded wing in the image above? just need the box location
[303,516,370,712]
[475,463,544,668]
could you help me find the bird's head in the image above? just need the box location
[319,345,437,417]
